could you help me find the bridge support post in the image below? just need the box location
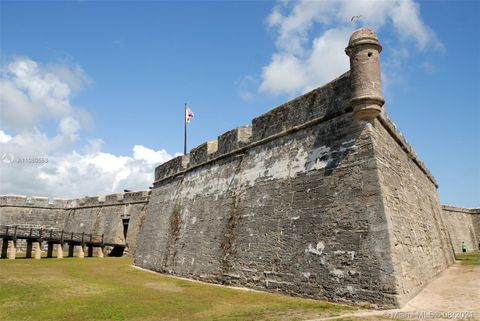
[1,239,8,259]
[68,243,75,257]
[87,245,93,257]
[26,241,33,258]
[47,243,54,258]
[34,242,42,259]
[56,244,64,259]
[8,240,16,260]
[78,245,85,258]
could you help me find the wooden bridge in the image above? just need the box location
[0,225,125,259]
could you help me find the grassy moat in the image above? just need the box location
[3,254,478,321]
[456,252,480,265]
[0,256,366,321]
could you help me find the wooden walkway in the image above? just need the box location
[0,225,125,259]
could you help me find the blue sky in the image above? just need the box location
[0,0,479,206]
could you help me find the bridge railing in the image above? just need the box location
[0,225,104,244]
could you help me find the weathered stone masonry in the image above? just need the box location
[0,191,150,256]
[441,205,480,253]
[134,29,454,308]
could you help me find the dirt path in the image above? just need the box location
[401,263,479,315]
[309,261,480,320]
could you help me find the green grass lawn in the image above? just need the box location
[456,252,480,265]
[0,257,361,321]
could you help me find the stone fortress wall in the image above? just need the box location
[0,191,150,255]
[133,29,455,308]
[441,205,480,253]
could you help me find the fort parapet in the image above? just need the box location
[134,29,455,308]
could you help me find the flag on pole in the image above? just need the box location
[185,106,194,124]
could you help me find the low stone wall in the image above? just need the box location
[0,196,66,228]
[0,191,150,255]
[441,205,479,253]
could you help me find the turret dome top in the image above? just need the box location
[346,28,382,54]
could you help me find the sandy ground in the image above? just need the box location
[310,261,480,320]
[401,263,479,315]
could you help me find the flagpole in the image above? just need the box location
[184,103,187,155]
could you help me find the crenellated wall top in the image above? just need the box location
[154,72,352,184]
[442,205,480,214]
[0,190,151,209]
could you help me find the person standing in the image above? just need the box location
[461,241,467,253]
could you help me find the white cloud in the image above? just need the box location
[259,0,443,96]
[0,144,173,198]
[133,145,173,165]
[0,130,12,143]
[59,117,81,137]
[0,57,91,132]
[389,0,443,51]
[236,75,260,101]
[0,57,175,198]
[260,27,351,95]
[260,54,305,95]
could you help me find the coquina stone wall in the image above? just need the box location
[0,191,150,255]
[0,196,66,229]
[134,70,454,308]
[370,114,454,307]
[441,205,479,253]
[473,211,480,242]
